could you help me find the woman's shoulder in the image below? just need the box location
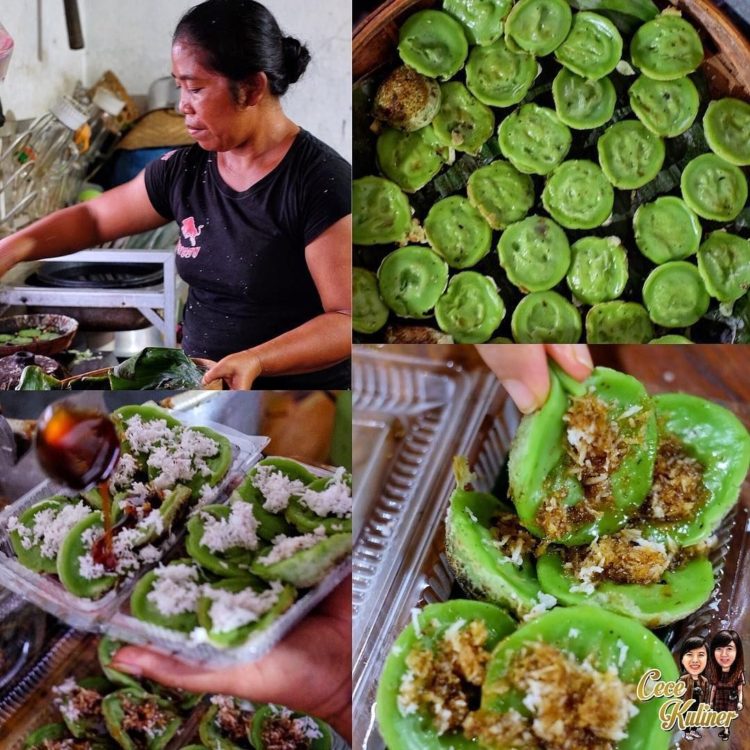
[290,130,351,176]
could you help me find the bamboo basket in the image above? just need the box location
[354,0,750,97]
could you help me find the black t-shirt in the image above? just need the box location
[144,129,351,388]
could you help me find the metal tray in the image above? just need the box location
[352,349,750,750]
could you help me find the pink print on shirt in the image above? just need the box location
[181,216,204,246]
[177,216,204,258]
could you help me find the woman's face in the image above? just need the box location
[172,41,256,152]
[682,647,707,676]
[715,642,738,670]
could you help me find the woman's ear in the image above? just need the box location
[237,72,267,107]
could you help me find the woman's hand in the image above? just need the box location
[110,578,352,742]
[203,350,264,390]
[0,236,35,279]
[477,344,593,413]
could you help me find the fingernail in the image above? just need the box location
[573,346,593,370]
[503,379,540,414]
[111,659,143,676]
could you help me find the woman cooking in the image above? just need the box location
[0,0,352,390]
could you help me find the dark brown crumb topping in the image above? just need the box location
[563,529,671,588]
[398,620,489,734]
[640,432,708,523]
[216,702,254,741]
[120,696,169,744]
[261,715,313,750]
[464,643,637,750]
[69,686,103,719]
[536,394,647,540]
[492,512,539,562]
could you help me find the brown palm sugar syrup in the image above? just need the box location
[36,401,120,568]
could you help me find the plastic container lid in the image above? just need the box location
[92,87,126,116]
[49,97,89,130]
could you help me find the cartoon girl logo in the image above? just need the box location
[678,636,710,741]
[709,629,745,742]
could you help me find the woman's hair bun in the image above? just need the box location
[174,1,311,97]
[282,35,311,85]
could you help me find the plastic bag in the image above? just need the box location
[0,22,14,82]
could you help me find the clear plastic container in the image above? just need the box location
[0,410,261,623]
[107,453,351,667]
[352,348,498,748]
[0,628,84,739]
[0,402,353,667]
[352,348,750,750]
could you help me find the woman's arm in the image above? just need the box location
[0,172,169,277]
[203,214,352,389]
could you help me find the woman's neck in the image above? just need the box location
[224,101,298,160]
[217,106,299,189]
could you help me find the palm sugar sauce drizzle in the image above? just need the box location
[36,402,121,569]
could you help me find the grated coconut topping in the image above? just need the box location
[52,677,103,726]
[146,563,202,616]
[77,524,164,581]
[299,467,352,518]
[536,394,648,540]
[564,528,672,591]
[464,642,639,750]
[122,414,220,492]
[490,513,538,567]
[251,465,308,513]
[257,527,327,566]
[8,501,91,560]
[200,501,259,553]
[640,432,708,522]
[203,580,285,632]
[522,593,558,622]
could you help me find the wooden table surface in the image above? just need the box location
[355,343,750,750]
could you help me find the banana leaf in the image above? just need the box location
[15,366,65,391]
[412,139,503,216]
[566,0,659,33]
[108,347,205,390]
[703,293,750,344]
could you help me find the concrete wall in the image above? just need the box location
[0,2,86,122]
[0,0,351,159]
